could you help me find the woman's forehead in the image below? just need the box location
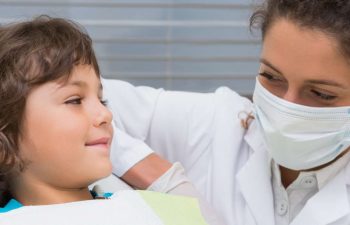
[261,19,350,84]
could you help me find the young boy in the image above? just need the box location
[0,15,219,225]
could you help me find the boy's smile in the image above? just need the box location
[12,64,113,205]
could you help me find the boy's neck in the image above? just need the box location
[10,174,93,206]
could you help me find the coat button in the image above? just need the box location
[277,200,288,216]
[300,176,317,188]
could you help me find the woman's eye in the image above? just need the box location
[311,90,337,101]
[65,98,82,105]
[258,72,282,82]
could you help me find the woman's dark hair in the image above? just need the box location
[250,0,350,58]
[0,15,99,206]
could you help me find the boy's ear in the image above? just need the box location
[0,130,12,162]
[0,131,15,207]
[0,130,24,173]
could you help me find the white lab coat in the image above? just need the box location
[103,79,350,225]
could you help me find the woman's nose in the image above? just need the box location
[282,88,302,105]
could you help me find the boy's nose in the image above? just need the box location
[93,103,113,127]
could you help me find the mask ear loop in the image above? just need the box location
[238,111,255,129]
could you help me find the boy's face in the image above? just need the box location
[18,64,113,191]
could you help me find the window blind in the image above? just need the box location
[0,0,261,95]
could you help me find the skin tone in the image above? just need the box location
[10,64,113,206]
[121,153,172,189]
[259,19,350,188]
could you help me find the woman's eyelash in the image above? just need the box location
[310,90,337,101]
[259,72,338,102]
[258,72,280,81]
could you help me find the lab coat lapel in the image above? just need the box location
[237,124,275,225]
[291,169,350,225]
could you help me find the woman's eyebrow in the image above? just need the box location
[260,58,282,74]
[306,79,347,89]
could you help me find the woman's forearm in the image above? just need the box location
[120,153,172,189]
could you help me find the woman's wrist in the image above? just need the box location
[120,153,172,189]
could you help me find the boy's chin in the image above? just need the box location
[88,162,113,185]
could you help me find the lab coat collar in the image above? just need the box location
[243,120,265,154]
[237,121,275,225]
[243,121,350,225]
[291,166,350,225]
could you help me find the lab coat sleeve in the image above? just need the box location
[146,90,216,171]
[102,78,163,176]
[102,78,217,176]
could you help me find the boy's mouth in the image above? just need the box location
[85,137,110,147]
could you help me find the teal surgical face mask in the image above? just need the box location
[253,78,350,170]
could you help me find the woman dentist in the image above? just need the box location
[104,0,350,224]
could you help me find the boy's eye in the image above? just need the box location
[65,98,82,105]
[100,99,108,106]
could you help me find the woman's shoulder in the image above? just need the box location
[213,86,253,112]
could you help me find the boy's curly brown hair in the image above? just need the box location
[0,15,100,206]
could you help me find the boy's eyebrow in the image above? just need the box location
[55,80,103,92]
[68,80,88,88]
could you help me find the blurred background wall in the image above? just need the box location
[0,0,261,96]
